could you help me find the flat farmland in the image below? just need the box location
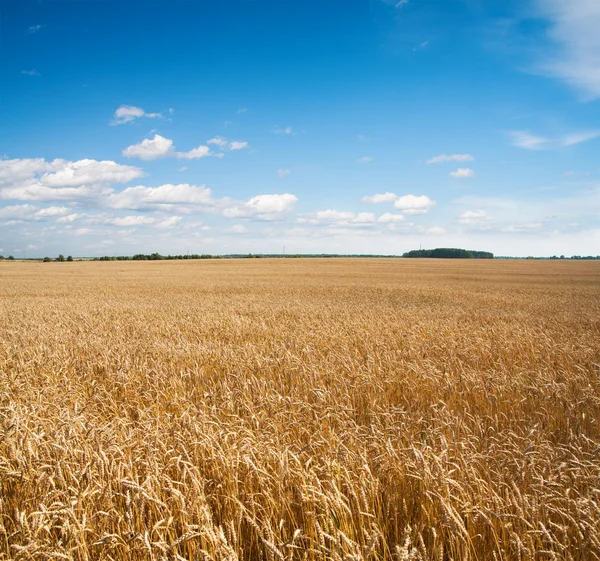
[0,259,599,560]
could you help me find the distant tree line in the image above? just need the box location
[94,253,218,261]
[403,248,494,259]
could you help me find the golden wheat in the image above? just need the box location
[0,258,598,560]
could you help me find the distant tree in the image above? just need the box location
[0,255,4,260]
[43,257,52,262]
[403,248,493,259]
[67,255,73,262]
[57,254,65,262]
[8,255,15,261]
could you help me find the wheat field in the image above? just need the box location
[0,258,599,560]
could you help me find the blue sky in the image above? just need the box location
[1,0,599,257]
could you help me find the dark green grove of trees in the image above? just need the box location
[94,253,218,261]
[403,248,494,259]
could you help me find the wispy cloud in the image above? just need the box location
[208,137,249,151]
[277,169,291,179]
[28,24,43,34]
[534,0,600,99]
[21,69,41,77]
[426,153,474,164]
[357,156,373,164]
[273,126,294,135]
[510,129,599,150]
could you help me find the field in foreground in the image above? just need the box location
[0,259,599,561]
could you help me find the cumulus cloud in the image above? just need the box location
[361,192,398,204]
[56,213,80,223]
[110,215,156,227]
[223,194,298,221]
[34,206,70,217]
[0,158,144,202]
[107,183,217,211]
[361,192,436,215]
[123,134,247,160]
[112,105,162,125]
[449,168,476,178]
[426,153,474,164]
[122,135,175,160]
[377,213,405,223]
[393,194,436,214]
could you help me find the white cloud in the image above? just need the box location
[449,168,476,178]
[28,25,43,33]
[157,216,182,228]
[510,129,598,150]
[112,105,162,125]
[229,141,248,151]
[277,169,291,179]
[426,153,474,164]
[223,194,298,221]
[111,215,156,227]
[361,192,398,204]
[459,210,492,229]
[298,210,376,226]
[178,166,188,172]
[178,145,212,160]
[122,135,174,160]
[107,183,217,211]
[393,194,436,214]
[561,131,600,146]
[124,135,246,160]
[207,136,228,148]
[207,137,248,151]
[273,126,293,134]
[75,228,91,236]
[377,213,405,223]
[21,70,40,76]
[0,204,71,223]
[534,0,600,99]
[357,157,373,164]
[237,107,247,114]
[56,213,79,223]
[510,130,549,150]
[0,158,144,202]
[34,206,70,217]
